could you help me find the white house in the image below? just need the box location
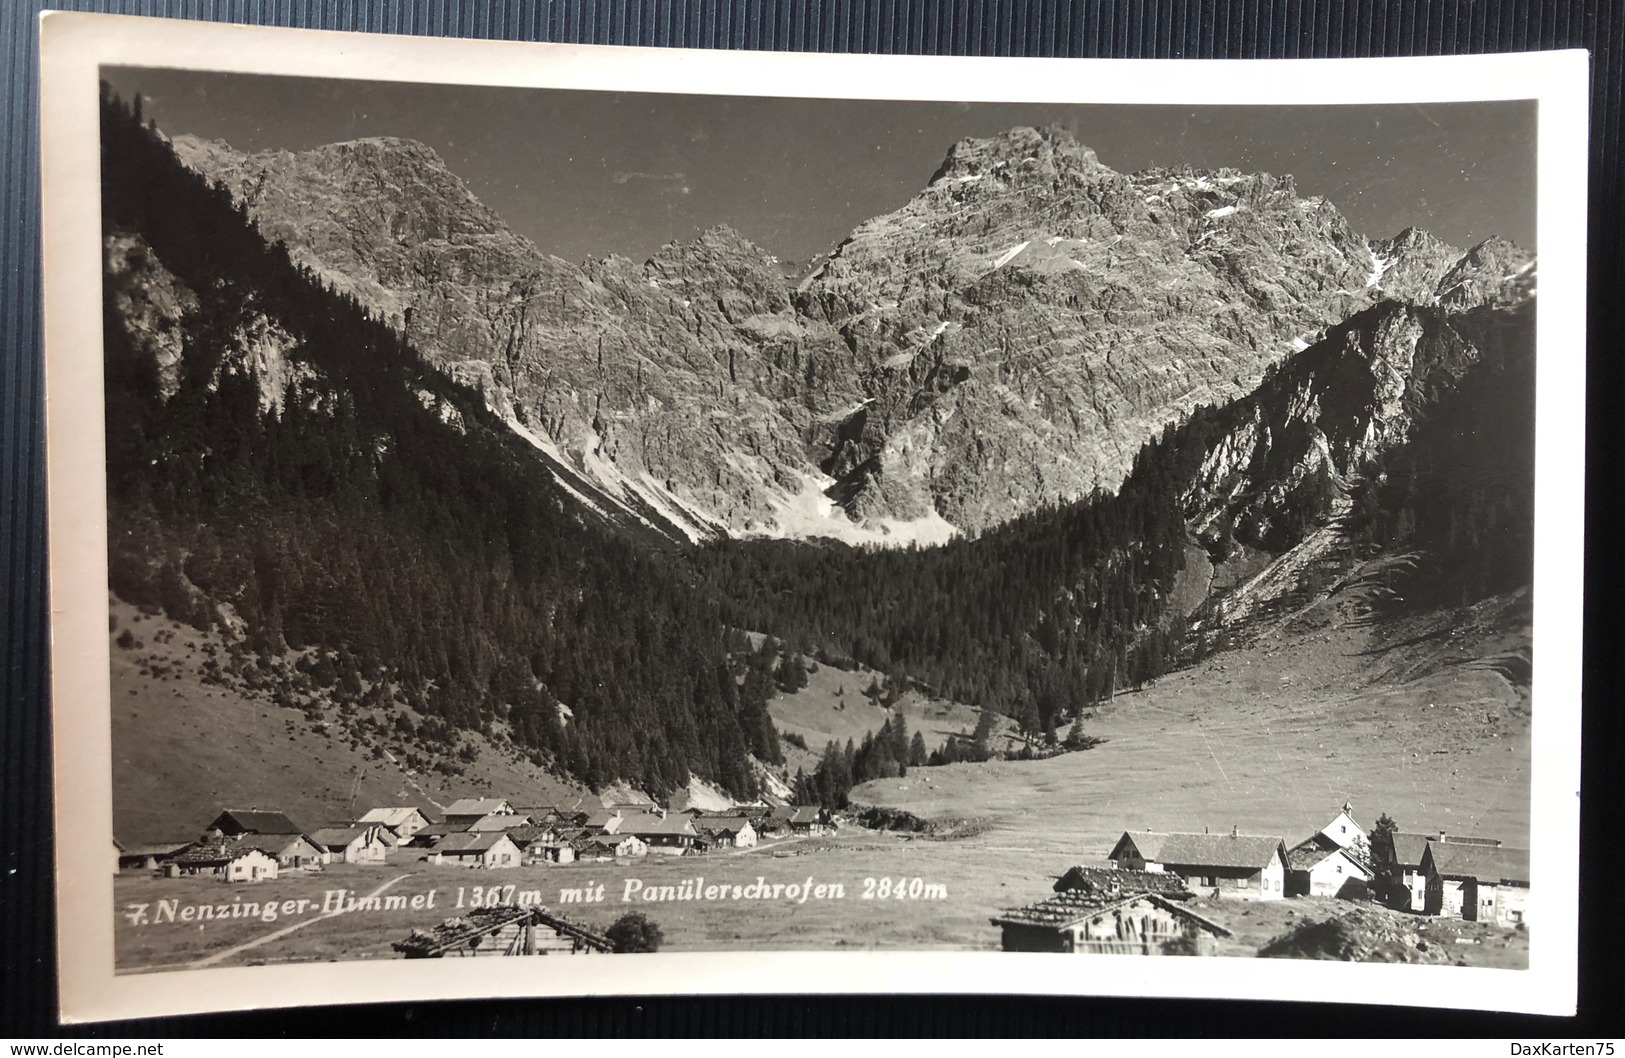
[358,806,432,841]
[240,832,326,869]
[1285,837,1374,898]
[428,832,522,869]
[1314,801,1369,852]
[701,817,757,849]
[309,825,391,864]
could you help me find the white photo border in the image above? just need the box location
[38,10,1589,1023]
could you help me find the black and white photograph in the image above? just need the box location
[38,13,1588,1022]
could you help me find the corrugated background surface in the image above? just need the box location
[3,0,1620,1037]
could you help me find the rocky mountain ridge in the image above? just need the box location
[169,124,1531,542]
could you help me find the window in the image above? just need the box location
[1336,864,1343,874]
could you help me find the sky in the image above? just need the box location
[104,67,1537,263]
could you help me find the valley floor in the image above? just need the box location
[110,591,1531,972]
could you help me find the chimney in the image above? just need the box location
[1231,824,1238,838]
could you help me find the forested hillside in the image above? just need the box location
[101,87,778,799]
[697,298,1536,744]
[102,84,1534,803]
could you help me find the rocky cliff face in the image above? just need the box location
[170,125,1532,542]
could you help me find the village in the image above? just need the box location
[113,794,1527,964]
[992,802,1530,955]
[114,795,834,880]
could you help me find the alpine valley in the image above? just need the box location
[101,83,1534,901]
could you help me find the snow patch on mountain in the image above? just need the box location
[992,241,1031,269]
[740,467,959,547]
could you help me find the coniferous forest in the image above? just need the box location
[101,85,1534,801]
[102,88,779,799]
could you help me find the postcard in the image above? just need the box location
[38,11,1587,1022]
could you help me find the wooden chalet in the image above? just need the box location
[205,809,302,837]
[991,889,1230,954]
[394,906,611,957]
[580,834,647,860]
[116,841,193,873]
[170,836,278,882]
[699,817,757,849]
[1109,829,1288,901]
[1390,832,1434,911]
[1422,842,1529,926]
[1053,864,1193,899]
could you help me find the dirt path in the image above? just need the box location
[187,872,413,969]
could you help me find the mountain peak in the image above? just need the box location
[928,124,1110,186]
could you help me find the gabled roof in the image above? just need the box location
[117,841,193,859]
[620,814,697,837]
[307,827,370,850]
[1424,843,1529,885]
[210,809,302,835]
[990,890,1231,936]
[236,833,320,857]
[172,836,271,867]
[358,807,429,828]
[444,798,513,817]
[466,813,534,832]
[1111,831,1286,870]
[703,817,755,834]
[435,832,517,853]
[1053,864,1192,899]
[503,826,555,847]
[1391,833,1433,868]
[1286,837,1373,877]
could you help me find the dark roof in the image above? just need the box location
[703,817,754,834]
[466,813,535,832]
[172,836,271,867]
[620,814,697,837]
[503,826,554,847]
[1053,864,1192,899]
[308,827,370,849]
[1425,843,1529,885]
[1286,837,1372,876]
[210,809,301,835]
[435,832,517,854]
[990,890,1231,936]
[117,841,193,859]
[444,798,512,817]
[1112,831,1286,870]
[1391,833,1433,868]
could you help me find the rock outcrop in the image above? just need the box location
[169,125,1532,542]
